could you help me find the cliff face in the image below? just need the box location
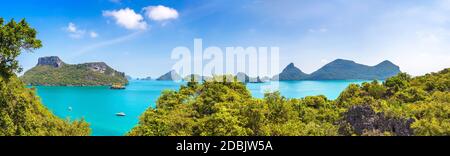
[37,56,65,68]
[21,56,128,86]
[82,62,125,77]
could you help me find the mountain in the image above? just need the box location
[156,70,182,81]
[236,72,265,83]
[138,76,152,80]
[273,63,308,81]
[308,59,401,80]
[21,56,128,86]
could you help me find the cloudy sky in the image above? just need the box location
[2,0,450,77]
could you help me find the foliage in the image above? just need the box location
[130,68,450,136]
[128,78,341,136]
[0,18,90,136]
[0,18,42,78]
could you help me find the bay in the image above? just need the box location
[33,80,370,136]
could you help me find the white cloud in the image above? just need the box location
[103,8,148,30]
[67,22,78,33]
[144,5,179,21]
[90,31,99,38]
[65,22,98,39]
[65,23,85,39]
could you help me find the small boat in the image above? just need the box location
[115,112,126,116]
[68,107,72,111]
[110,83,126,90]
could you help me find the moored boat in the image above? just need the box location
[115,112,126,116]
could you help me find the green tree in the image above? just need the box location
[0,18,90,136]
[130,69,450,136]
[0,18,42,78]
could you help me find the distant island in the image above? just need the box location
[21,56,128,86]
[156,70,182,81]
[156,71,267,83]
[154,59,401,82]
[274,59,401,80]
[274,63,309,81]
[126,75,133,81]
[137,76,152,81]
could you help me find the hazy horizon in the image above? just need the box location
[2,0,449,77]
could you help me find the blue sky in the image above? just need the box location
[2,0,450,77]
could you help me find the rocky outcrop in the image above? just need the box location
[273,63,308,81]
[249,76,264,83]
[236,72,265,83]
[339,105,414,136]
[80,62,125,78]
[37,56,65,68]
[236,72,250,82]
[156,70,182,81]
[83,62,108,73]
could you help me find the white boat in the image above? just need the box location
[115,112,126,116]
[68,107,72,111]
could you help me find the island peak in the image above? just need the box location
[37,56,65,68]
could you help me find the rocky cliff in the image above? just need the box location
[37,56,65,68]
[339,105,414,136]
[21,56,128,86]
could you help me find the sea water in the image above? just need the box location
[33,80,369,136]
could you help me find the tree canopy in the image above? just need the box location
[0,18,42,78]
[0,18,90,136]
[129,69,450,136]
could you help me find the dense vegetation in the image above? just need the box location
[21,62,128,86]
[0,76,91,135]
[0,18,90,136]
[129,69,450,136]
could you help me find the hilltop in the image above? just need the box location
[276,59,401,80]
[21,56,128,86]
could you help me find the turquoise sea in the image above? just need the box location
[34,80,370,136]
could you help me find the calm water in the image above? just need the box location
[34,80,369,136]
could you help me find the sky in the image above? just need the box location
[2,0,450,78]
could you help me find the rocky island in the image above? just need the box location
[274,59,401,80]
[21,56,128,86]
[273,63,309,81]
[154,59,401,82]
[156,70,182,81]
